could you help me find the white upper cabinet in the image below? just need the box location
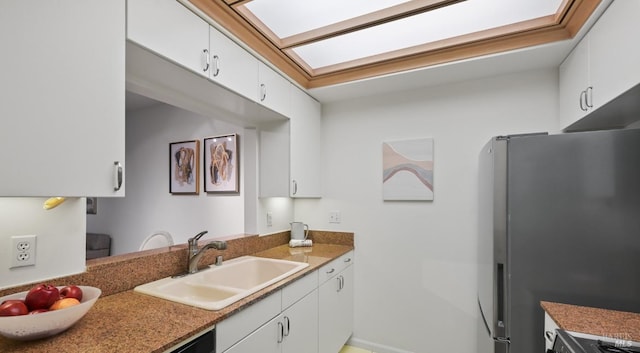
[289,86,322,198]
[588,0,640,109]
[559,38,590,129]
[127,0,210,77]
[258,62,292,117]
[209,27,259,101]
[559,0,639,131]
[0,0,125,197]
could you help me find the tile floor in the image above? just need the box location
[340,345,375,353]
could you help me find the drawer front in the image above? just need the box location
[318,251,354,285]
[282,270,318,310]
[216,291,281,352]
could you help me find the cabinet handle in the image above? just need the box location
[212,55,220,77]
[585,86,593,108]
[337,275,345,292]
[202,49,210,72]
[113,161,123,191]
[326,268,335,275]
[545,330,554,341]
[292,180,298,195]
[260,83,267,101]
[579,90,587,111]
[344,258,352,263]
[277,321,284,343]
[283,316,290,337]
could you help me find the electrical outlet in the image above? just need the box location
[266,212,273,227]
[329,211,341,224]
[11,235,36,268]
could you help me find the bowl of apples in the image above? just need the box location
[0,284,101,341]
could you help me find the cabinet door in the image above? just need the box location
[289,86,322,198]
[258,62,291,116]
[589,0,640,109]
[0,0,125,197]
[128,0,209,77]
[558,37,590,130]
[319,265,354,353]
[282,289,319,353]
[209,27,258,100]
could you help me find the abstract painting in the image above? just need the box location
[204,134,239,193]
[170,140,200,194]
[382,138,434,201]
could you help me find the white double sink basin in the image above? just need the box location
[134,256,309,310]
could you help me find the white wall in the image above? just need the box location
[295,68,560,352]
[0,198,85,289]
[87,102,292,255]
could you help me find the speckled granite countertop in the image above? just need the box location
[541,301,640,342]
[0,232,353,353]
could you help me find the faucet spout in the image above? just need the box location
[187,240,227,274]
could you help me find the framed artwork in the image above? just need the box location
[169,140,200,194]
[382,137,434,201]
[204,134,239,193]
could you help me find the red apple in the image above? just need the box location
[59,285,83,302]
[0,300,29,316]
[24,284,59,311]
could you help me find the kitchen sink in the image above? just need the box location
[134,256,309,310]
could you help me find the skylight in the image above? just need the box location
[240,0,563,71]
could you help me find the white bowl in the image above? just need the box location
[0,285,101,341]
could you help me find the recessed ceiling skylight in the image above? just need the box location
[293,0,562,69]
[239,0,563,71]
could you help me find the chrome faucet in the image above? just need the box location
[187,231,227,274]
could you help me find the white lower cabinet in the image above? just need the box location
[543,312,560,351]
[318,255,354,353]
[225,290,318,353]
[217,254,354,353]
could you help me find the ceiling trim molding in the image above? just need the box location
[189,0,601,89]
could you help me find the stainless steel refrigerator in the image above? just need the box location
[477,128,640,353]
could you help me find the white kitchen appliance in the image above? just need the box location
[289,222,309,241]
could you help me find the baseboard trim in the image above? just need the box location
[347,337,415,353]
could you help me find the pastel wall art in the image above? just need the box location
[382,138,434,201]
